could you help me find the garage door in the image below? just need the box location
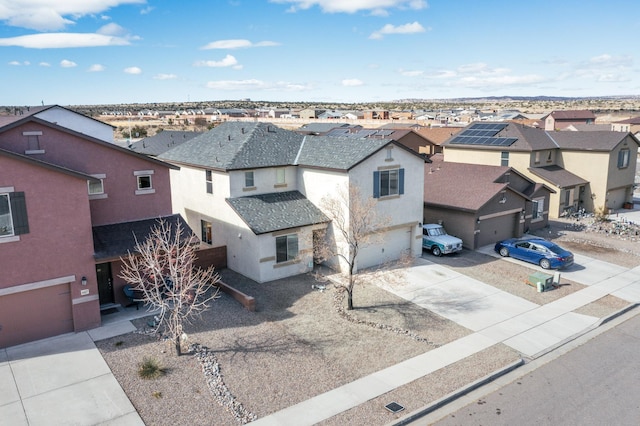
[357,226,412,271]
[477,214,518,248]
[0,283,73,348]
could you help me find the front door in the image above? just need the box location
[96,263,114,305]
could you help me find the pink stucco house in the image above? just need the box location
[0,106,177,348]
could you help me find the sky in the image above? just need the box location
[1,0,640,106]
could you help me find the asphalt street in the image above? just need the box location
[427,309,640,426]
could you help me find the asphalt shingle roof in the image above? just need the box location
[159,122,304,170]
[92,214,194,261]
[549,131,632,151]
[528,165,588,189]
[129,130,203,156]
[296,135,394,170]
[226,191,329,235]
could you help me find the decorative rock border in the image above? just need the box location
[190,343,257,424]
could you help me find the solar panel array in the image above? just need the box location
[449,122,517,147]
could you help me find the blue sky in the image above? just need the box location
[1,0,639,105]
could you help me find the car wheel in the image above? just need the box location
[540,259,551,269]
[499,247,509,257]
[432,246,442,256]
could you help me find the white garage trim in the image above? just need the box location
[0,275,76,297]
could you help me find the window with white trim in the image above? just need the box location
[23,131,44,154]
[500,151,509,166]
[205,170,213,194]
[245,171,254,188]
[275,168,286,185]
[134,170,155,194]
[276,234,298,263]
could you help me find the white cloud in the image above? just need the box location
[399,69,423,77]
[8,60,28,66]
[88,64,105,72]
[0,0,147,31]
[39,62,51,67]
[369,22,426,39]
[154,73,177,80]
[200,39,280,50]
[0,33,130,48]
[124,66,142,74]
[60,59,77,67]
[193,55,240,68]
[271,0,427,14]
[206,79,310,92]
[97,22,126,36]
[140,6,154,14]
[342,78,364,87]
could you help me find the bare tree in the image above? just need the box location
[315,183,390,310]
[119,219,220,355]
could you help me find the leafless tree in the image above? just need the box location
[119,219,220,355]
[315,183,390,310]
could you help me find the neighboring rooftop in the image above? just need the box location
[129,130,203,156]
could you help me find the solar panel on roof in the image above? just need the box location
[448,123,514,146]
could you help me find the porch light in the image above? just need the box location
[81,276,87,286]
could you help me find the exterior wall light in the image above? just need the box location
[81,276,87,286]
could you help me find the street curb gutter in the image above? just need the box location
[389,358,525,426]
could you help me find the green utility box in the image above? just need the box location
[527,272,553,292]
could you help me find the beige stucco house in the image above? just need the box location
[442,122,639,218]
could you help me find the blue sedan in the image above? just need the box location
[494,237,574,270]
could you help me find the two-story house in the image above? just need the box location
[442,122,639,218]
[542,110,596,131]
[160,122,425,283]
[0,107,177,348]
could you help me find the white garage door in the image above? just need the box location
[357,227,412,271]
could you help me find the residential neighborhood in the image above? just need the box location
[1,103,640,425]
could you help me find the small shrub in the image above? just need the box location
[594,205,610,222]
[138,357,166,380]
[152,391,163,399]
[114,341,124,347]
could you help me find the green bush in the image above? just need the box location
[138,357,166,379]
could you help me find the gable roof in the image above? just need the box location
[0,105,116,130]
[0,147,99,182]
[544,110,596,120]
[550,131,637,151]
[129,130,203,156]
[423,161,523,212]
[0,115,179,170]
[226,191,329,235]
[296,136,405,170]
[613,116,640,125]
[159,122,304,170]
[92,214,193,261]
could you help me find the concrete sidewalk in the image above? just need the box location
[0,324,141,426]
[253,255,640,426]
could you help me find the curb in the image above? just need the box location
[389,304,640,425]
[389,358,525,426]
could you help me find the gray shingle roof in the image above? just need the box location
[226,191,329,235]
[296,136,394,170]
[549,131,632,151]
[159,122,304,170]
[129,130,203,156]
[92,214,194,261]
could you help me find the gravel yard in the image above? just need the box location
[96,216,640,426]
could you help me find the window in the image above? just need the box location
[88,178,104,195]
[206,170,213,194]
[201,220,212,244]
[134,170,154,194]
[385,147,394,161]
[276,234,298,263]
[245,171,254,188]
[373,168,405,198]
[532,198,544,220]
[618,149,630,169]
[563,189,572,206]
[534,151,541,164]
[500,151,509,166]
[23,131,43,153]
[276,168,286,185]
[0,191,29,238]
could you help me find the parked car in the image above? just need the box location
[494,237,574,269]
[422,223,463,256]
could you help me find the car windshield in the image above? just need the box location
[428,227,446,236]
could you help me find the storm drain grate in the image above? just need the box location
[384,402,405,413]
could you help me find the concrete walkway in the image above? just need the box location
[0,312,141,426]
[253,254,640,426]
